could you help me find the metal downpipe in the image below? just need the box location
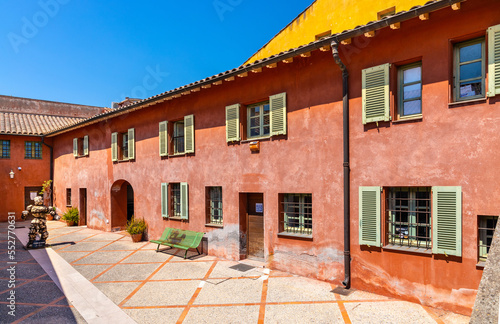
[331,41,351,289]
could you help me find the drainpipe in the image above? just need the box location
[41,136,54,206]
[331,40,351,289]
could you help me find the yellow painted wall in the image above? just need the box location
[245,0,429,64]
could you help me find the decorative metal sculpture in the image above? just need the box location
[22,196,49,249]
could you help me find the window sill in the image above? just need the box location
[383,244,432,255]
[448,97,487,107]
[476,261,486,268]
[392,115,422,123]
[241,136,270,143]
[166,217,186,221]
[278,232,313,240]
[205,223,223,228]
[168,153,186,158]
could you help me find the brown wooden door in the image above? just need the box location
[79,188,87,226]
[24,187,42,209]
[247,193,264,260]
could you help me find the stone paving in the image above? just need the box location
[1,220,472,323]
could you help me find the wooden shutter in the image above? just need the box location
[180,182,189,220]
[362,63,390,124]
[359,186,381,246]
[161,183,168,218]
[225,104,240,142]
[159,121,168,157]
[432,186,462,257]
[184,115,194,153]
[488,24,500,97]
[270,92,287,136]
[111,132,118,162]
[73,138,78,157]
[128,128,135,160]
[83,135,89,156]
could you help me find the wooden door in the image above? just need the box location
[79,188,87,226]
[24,187,42,209]
[247,193,264,260]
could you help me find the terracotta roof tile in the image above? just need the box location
[0,112,85,135]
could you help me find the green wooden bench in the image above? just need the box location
[150,227,204,259]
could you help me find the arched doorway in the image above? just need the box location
[110,180,134,229]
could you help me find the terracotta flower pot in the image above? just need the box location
[66,220,76,226]
[131,233,143,242]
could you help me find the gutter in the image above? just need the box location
[331,40,351,289]
[44,0,462,138]
[41,136,54,206]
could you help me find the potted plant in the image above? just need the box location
[126,216,147,242]
[62,207,79,226]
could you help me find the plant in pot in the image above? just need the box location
[126,216,147,242]
[62,207,79,226]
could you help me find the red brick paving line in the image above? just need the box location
[45,227,88,241]
[257,277,269,324]
[0,274,48,295]
[89,241,151,282]
[176,261,218,324]
[335,293,352,324]
[62,235,129,263]
[11,295,66,324]
[92,274,302,284]
[0,258,37,271]
[422,306,446,324]
[118,252,179,307]
[0,301,72,308]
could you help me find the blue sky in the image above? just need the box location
[0,1,312,108]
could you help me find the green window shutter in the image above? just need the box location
[159,121,168,157]
[225,104,241,142]
[432,186,462,257]
[161,183,169,218]
[362,63,390,125]
[128,128,135,160]
[83,135,89,156]
[73,138,78,157]
[359,186,381,246]
[488,24,500,97]
[270,92,287,136]
[180,182,189,220]
[184,115,194,153]
[111,132,118,162]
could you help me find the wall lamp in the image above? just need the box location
[9,170,14,179]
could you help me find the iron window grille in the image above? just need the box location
[173,121,185,154]
[281,194,312,235]
[0,140,10,158]
[207,187,223,225]
[386,187,431,249]
[247,102,270,138]
[478,215,498,262]
[171,183,181,217]
[25,141,42,159]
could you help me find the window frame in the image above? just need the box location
[478,215,498,263]
[172,120,185,155]
[279,193,313,238]
[246,101,270,139]
[25,141,42,159]
[397,62,422,119]
[454,37,486,102]
[66,188,72,207]
[0,140,10,159]
[206,186,223,226]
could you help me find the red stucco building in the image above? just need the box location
[2,0,500,315]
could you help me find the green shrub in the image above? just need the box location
[62,207,79,223]
[126,217,147,235]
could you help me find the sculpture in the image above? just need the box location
[22,196,49,249]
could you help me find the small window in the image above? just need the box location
[170,183,181,217]
[280,193,312,236]
[0,140,10,159]
[111,129,134,161]
[25,141,42,159]
[247,102,270,139]
[73,136,89,157]
[454,38,485,101]
[206,187,223,225]
[173,121,185,154]
[398,63,422,119]
[386,187,431,249]
[478,215,498,263]
[122,133,129,159]
[66,188,72,207]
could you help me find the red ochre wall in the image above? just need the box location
[50,0,499,315]
[0,135,51,221]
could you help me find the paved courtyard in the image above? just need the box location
[0,220,471,323]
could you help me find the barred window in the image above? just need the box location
[171,183,181,217]
[386,187,431,249]
[66,188,71,207]
[0,140,10,158]
[479,216,498,263]
[280,194,312,235]
[25,141,42,159]
[206,187,223,225]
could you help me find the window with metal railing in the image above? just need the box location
[0,140,10,158]
[206,187,223,225]
[171,183,181,217]
[280,194,312,235]
[386,187,431,249]
[478,215,498,263]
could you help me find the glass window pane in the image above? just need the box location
[459,81,482,98]
[250,107,260,117]
[403,83,421,100]
[263,126,270,135]
[460,43,482,63]
[250,128,260,137]
[460,61,482,81]
[263,115,270,126]
[250,117,260,127]
[403,100,421,116]
[403,66,421,83]
[263,104,270,112]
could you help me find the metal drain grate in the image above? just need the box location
[331,286,354,296]
[229,264,255,272]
